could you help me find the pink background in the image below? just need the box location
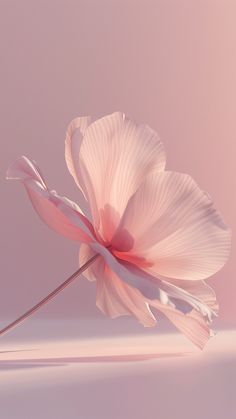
[1,0,235,328]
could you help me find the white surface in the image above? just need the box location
[0,325,235,419]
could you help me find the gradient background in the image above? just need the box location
[1,2,236,419]
[1,0,235,329]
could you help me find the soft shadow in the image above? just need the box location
[0,348,37,354]
[0,362,65,370]
[0,351,191,371]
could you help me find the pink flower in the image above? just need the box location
[7,112,231,348]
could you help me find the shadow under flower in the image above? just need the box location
[0,351,191,371]
[0,348,37,354]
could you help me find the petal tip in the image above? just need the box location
[6,155,26,180]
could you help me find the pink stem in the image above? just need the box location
[0,252,100,337]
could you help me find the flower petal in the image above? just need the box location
[94,259,157,327]
[88,243,211,348]
[117,171,231,280]
[158,279,216,321]
[7,156,96,243]
[77,112,166,239]
[149,300,211,349]
[90,242,215,321]
[78,244,98,281]
[162,278,219,314]
[90,242,161,299]
[65,116,91,194]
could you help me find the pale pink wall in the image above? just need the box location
[1,0,235,326]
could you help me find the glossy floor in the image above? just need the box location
[0,322,235,419]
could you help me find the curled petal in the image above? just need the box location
[76,112,166,239]
[7,156,95,243]
[162,278,219,314]
[158,279,216,321]
[149,300,211,349]
[118,170,231,280]
[65,115,91,194]
[79,244,98,282]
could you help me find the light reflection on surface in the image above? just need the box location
[0,328,235,419]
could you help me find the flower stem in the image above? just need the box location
[0,252,100,337]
